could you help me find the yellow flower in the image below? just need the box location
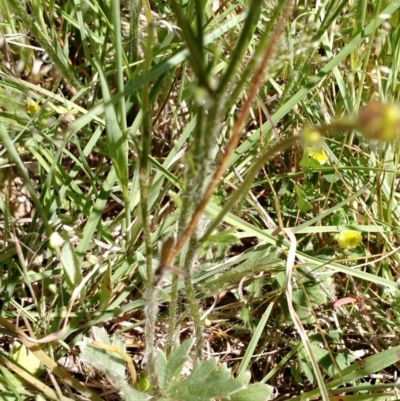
[336,231,362,249]
[49,104,80,122]
[307,148,328,165]
[26,102,40,115]
[303,127,328,165]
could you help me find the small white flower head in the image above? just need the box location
[49,232,64,250]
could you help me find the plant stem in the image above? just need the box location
[129,0,142,65]
[170,0,213,94]
[166,273,179,355]
[217,0,262,94]
[202,135,300,241]
[140,17,158,389]
[112,0,131,242]
[226,0,291,109]
[183,237,204,358]
[162,0,293,268]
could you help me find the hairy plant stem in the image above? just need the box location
[167,89,223,355]
[167,99,223,357]
[166,271,179,355]
[140,19,158,388]
[183,236,204,357]
[162,2,293,269]
[143,283,159,387]
[163,4,294,357]
[129,0,142,64]
[8,0,82,90]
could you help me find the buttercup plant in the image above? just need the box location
[1,0,400,400]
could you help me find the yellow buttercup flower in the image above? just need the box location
[336,231,362,249]
[26,102,40,115]
[303,127,328,165]
[307,149,328,165]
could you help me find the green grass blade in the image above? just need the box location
[237,301,275,375]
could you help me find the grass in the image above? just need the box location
[1,0,400,400]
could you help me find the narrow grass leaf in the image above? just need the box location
[98,261,112,311]
[237,301,275,375]
[60,235,83,291]
[75,167,117,262]
[95,63,129,200]
[293,345,400,400]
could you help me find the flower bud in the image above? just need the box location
[357,101,400,141]
[303,128,322,145]
[85,254,98,265]
[49,232,64,250]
